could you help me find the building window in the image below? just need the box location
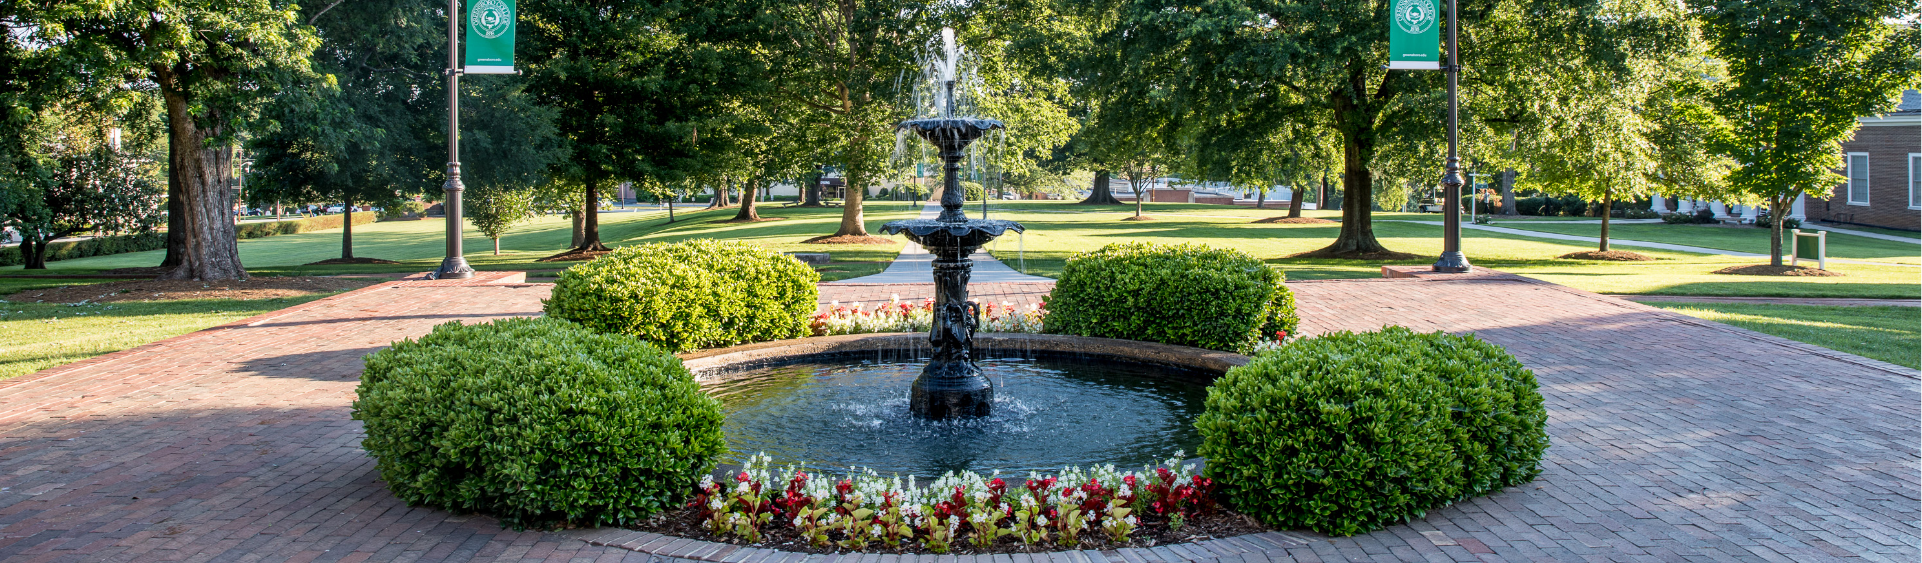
[1910,153,1920,210]
[1846,153,1870,206]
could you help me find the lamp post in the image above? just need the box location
[1430,0,1471,273]
[434,0,474,280]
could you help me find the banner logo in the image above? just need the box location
[1394,0,1436,35]
[471,0,512,39]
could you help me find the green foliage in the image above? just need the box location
[354,317,725,530]
[466,185,538,245]
[545,240,820,352]
[1197,327,1549,536]
[0,232,164,267]
[1044,242,1293,352]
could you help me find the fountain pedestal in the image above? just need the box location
[882,117,1021,419]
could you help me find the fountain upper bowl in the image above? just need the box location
[897,117,1005,146]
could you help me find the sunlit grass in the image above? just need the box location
[0,296,333,380]
[1646,302,1920,369]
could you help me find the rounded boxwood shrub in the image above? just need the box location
[1196,326,1549,536]
[353,317,726,529]
[1044,242,1297,352]
[544,239,819,352]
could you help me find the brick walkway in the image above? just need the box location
[2,274,1916,562]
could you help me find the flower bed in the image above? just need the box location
[629,453,1267,555]
[811,295,1047,336]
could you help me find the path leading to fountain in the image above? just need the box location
[825,199,1052,285]
[0,272,1914,562]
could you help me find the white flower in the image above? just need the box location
[1035,515,1048,527]
[793,516,806,527]
[1125,515,1137,525]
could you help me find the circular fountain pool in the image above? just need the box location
[706,356,1209,477]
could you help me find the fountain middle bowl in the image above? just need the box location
[680,333,1248,478]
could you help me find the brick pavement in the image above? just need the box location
[2,273,1916,562]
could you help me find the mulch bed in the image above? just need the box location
[1559,250,1653,261]
[1120,216,1156,221]
[4,277,378,304]
[714,217,789,224]
[628,505,1269,556]
[1712,264,1845,277]
[802,235,897,245]
[1252,217,1336,224]
[304,257,402,265]
[99,267,172,276]
[1287,248,1427,261]
[537,248,615,262]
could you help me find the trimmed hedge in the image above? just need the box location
[236,211,378,239]
[544,239,819,352]
[354,317,726,529]
[1196,326,1549,536]
[1044,242,1297,352]
[0,232,165,266]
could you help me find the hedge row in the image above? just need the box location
[1044,242,1298,353]
[236,211,379,239]
[0,232,167,266]
[0,213,382,268]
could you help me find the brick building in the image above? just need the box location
[1805,90,1920,231]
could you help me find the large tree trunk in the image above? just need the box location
[1598,192,1612,252]
[1080,170,1123,205]
[577,178,608,251]
[569,206,584,247]
[732,175,762,221]
[832,152,869,236]
[21,237,46,270]
[1769,190,1795,266]
[1499,168,1518,215]
[802,171,824,207]
[1286,180,1304,218]
[341,196,354,259]
[157,78,246,281]
[1255,187,1267,209]
[1314,91,1392,257]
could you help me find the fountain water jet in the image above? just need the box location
[882,27,1022,419]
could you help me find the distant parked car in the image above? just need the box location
[325,205,345,213]
[1000,193,1019,200]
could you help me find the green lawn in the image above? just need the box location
[979,202,1919,298]
[0,295,333,380]
[1647,302,1920,369]
[10,204,919,281]
[1488,221,1922,265]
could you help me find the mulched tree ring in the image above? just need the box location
[714,217,790,224]
[1251,217,1336,224]
[537,248,616,262]
[1712,264,1845,277]
[1287,248,1427,261]
[1558,250,1653,261]
[303,257,402,266]
[7,277,377,304]
[801,235,897,245]
[1120,215,1157,221]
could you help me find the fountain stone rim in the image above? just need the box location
[678,332,1251,383]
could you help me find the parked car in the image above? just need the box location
[1000,193,1019,200]
[325,205,345,213]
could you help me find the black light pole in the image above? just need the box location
[1431,0,1471,273]
[435,0,475,280]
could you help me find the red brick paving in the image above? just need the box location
[2,273,1916,562]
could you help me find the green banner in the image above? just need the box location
[1388,0,1439,70]
[463,0,515,74]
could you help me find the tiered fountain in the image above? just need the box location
[880,28,1023,420]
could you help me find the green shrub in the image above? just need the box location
[1197,326,1549,536]
[1515,196,1545,216]
[354,317,726,529]
[1560,195,1589,217]
[544,239,819,352]
[1044,242,1295,352]
[234,212,379,239]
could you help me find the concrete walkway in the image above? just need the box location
[1807,223,1922,244]
[824,200,1053,285]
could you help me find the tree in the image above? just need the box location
[3,107,166,269]
[1691,0,1919,266]
[29,0,321,280]
[1092,0,1684,258]
[466,184,536,255]
[765,0,937,239]
[522,0,752,253]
